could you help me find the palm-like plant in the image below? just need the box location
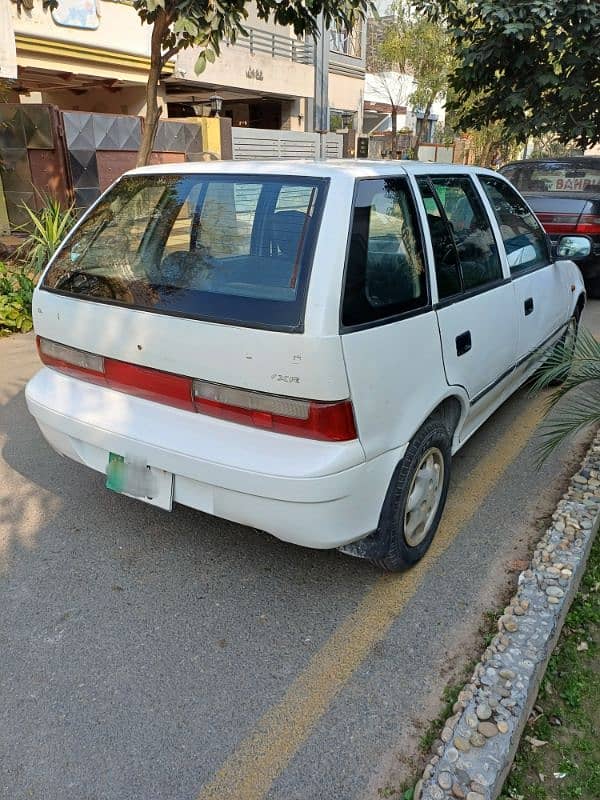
[532,325,600,463]
[17,195,76,274]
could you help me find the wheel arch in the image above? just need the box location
[421,390,469,452]
[339,389,468,564]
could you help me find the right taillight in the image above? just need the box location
[576,214,600,235]
[192,379,357,442]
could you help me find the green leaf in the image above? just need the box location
[194,53,207,74]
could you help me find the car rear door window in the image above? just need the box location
[342,178,427,327]
[416,178,462,299]
[479,175,550,273]
[42,174,327,331]
[427,176,503,292]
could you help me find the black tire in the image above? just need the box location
[585,277,600,299]
[370,416,452,571]
[549,310,580,386]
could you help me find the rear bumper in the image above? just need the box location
[26,368,405,549]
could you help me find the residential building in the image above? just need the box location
[168,15,366,131]
[363,72,445,142]
[6,0,162,115]
[4,1,367,131]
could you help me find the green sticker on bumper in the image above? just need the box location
[106,452,126,493]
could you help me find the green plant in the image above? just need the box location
[415,1,600,151]
[376,4,455,155]
[17,196,76,275]
[0,263,35,335]
[531,326,600,462]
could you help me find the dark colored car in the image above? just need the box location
[500,157,600,295]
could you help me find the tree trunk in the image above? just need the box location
[137,10,169,167]
[413,98,433,160]
[390,103,397,158]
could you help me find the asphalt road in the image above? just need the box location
[1,303,599,800]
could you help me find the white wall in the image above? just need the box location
[364,70,446,132]
[11,1,151,59]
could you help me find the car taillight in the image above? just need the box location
[576,214,600,235]
[192,380,357,441]
[37,337,105,385]
[36,337,357,442]
[535,211,580,234]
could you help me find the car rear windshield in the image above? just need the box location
[501,161,600,193]
[42,173,328,331]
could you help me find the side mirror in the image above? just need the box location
[556,235,592,260]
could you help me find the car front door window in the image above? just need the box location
[478,175,551,274]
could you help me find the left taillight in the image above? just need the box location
[37,336,106,385]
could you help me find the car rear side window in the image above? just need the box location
[342,178,427,327]
[42,174,327,331]
[479,175,550,273]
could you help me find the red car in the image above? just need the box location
[500,157,600,295]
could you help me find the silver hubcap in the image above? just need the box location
[404,447,445,547]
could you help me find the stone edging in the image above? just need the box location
[414,430,600,800]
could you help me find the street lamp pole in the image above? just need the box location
[313,13,329,159]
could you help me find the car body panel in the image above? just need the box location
[33,291,351,403]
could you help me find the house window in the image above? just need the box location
[329,25,362,58]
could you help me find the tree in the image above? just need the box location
[122,0,373,166]
[442,88,520,167]
[415,1,600,151]
[366,71,411,155]
[376,4,454,156]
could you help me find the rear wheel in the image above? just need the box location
[370,416,452,571]
[585,276,600,299]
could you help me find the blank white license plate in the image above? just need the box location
[106,453,174,510]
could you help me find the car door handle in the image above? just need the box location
[456,330,472,357]
[524,297,534,316]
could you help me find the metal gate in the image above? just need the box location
[0,104,205,230]
[231,128,343,160]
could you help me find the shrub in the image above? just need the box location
[0,262,35,335]
[17,195,76,274]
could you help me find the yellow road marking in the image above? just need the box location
[196,395,547,800]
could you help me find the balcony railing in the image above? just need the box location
[233,27,314,64]
[230,25,362,64]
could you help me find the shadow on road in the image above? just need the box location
[0,385,382,799]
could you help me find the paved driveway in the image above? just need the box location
[1,304,598,800]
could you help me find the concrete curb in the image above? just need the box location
[414,430,600,800]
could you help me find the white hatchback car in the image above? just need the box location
[26,161,589,569]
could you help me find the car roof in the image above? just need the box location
[126,159,500,180]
